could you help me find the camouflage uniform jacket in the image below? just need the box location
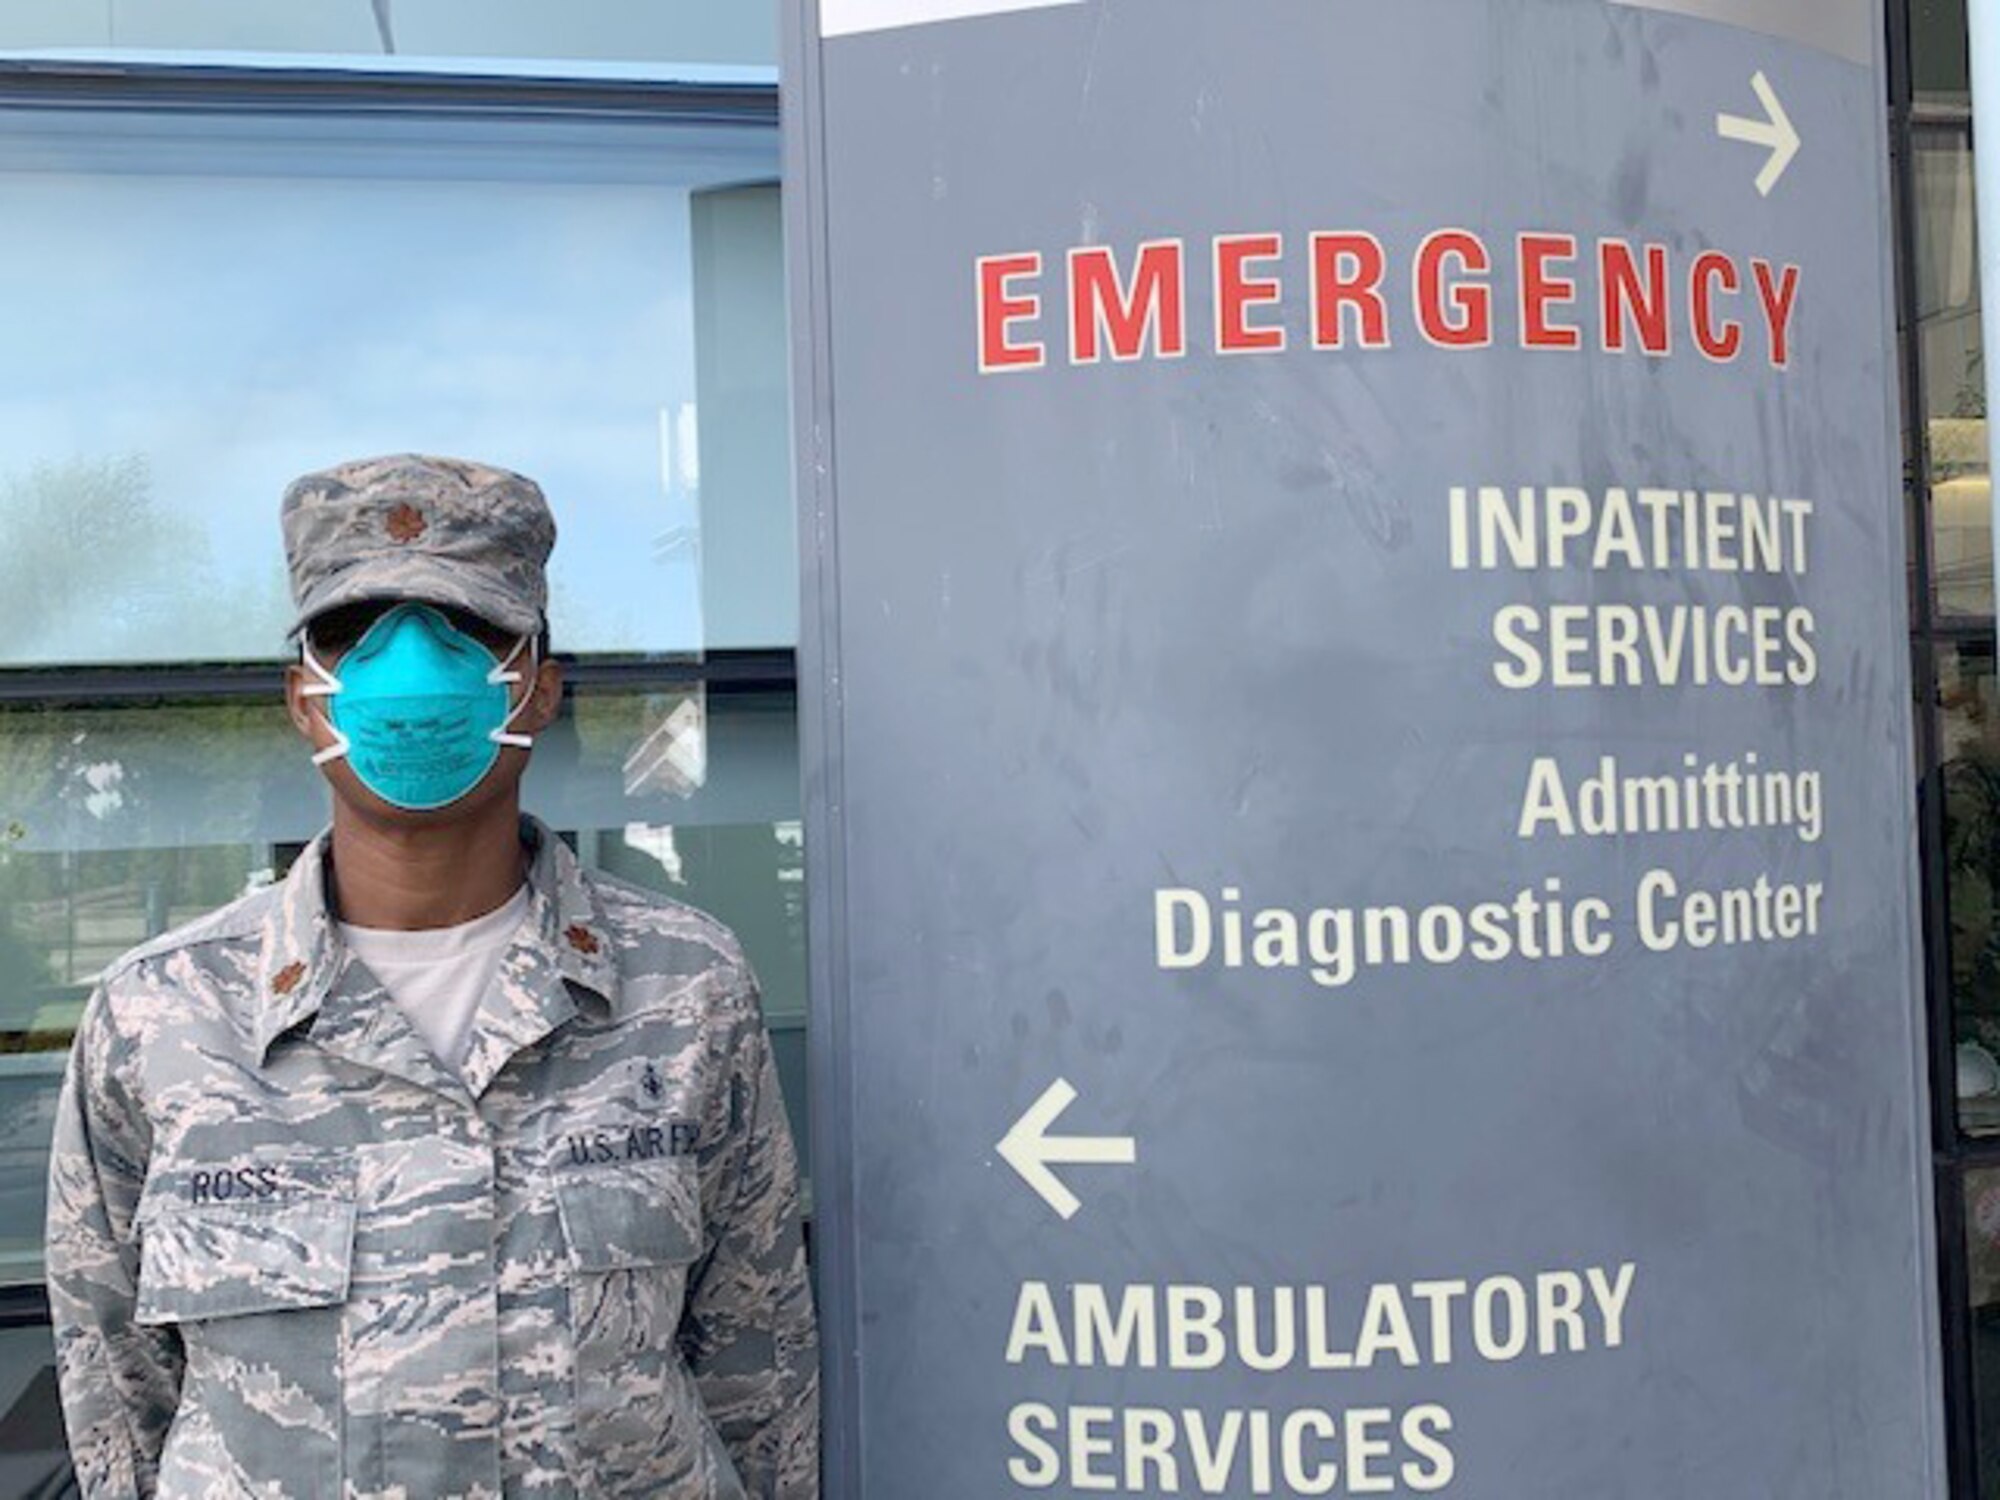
[46,816,819,1499]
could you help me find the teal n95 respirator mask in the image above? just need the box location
[300,603,537,811]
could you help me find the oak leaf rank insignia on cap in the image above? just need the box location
[384,502,428,545]
[281,453,556,638]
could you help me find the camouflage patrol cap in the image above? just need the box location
[281,453,555,638]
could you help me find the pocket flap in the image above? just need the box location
[555,1164,702,1273]
[136,1199,357,1326]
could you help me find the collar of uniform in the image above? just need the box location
[253,828,342,1061]
[519,814,620,1013]
[448,816,617,1099]
[252,817,620,1064]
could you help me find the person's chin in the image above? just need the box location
[326,766,515,828]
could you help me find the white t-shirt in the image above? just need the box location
[340,886,532,1073]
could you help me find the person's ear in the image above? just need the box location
[518,656,564,735]
[283,662,321,745]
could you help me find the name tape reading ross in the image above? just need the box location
[822,0,1084,38]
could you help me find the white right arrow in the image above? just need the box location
[1716,71,1800,198]
[997,1078,1137,1220]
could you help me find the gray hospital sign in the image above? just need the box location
[785,0,1946,1493]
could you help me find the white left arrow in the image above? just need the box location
[997,1078,1137,1220]
[1716,71,1800,197]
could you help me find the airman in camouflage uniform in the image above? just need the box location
[46,456,819,1498]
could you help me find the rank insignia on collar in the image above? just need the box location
[641,1062,665,1103]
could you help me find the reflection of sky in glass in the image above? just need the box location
[0,110,776,665]
[0,0,776,71]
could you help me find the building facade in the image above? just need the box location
[0,0,1990,1493]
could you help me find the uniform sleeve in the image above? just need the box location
[680,972,820,1499]
[45,984,182,1499]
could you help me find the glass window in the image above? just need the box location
[1966,1164,2000,1492]
[0,1323,65,1494]
[0,0,777,73]
[0,84,804,1317]
[693,182,797,651]
[1916,0,1973,105]
[0,107,787,665]
[1939,641,2000,1137]
[0,81,802,1500]
[0,682,803,1286]
[1914,122,1990,617]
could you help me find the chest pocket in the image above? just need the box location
[556,1160,719,1495]
[135,1163,356,1500]
[556,1158,702,1273]
[136,1197,356,1324]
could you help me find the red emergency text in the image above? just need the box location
[976,231,1801,373]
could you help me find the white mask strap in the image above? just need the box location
[488,636,538,751]
[299,642,351,767]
